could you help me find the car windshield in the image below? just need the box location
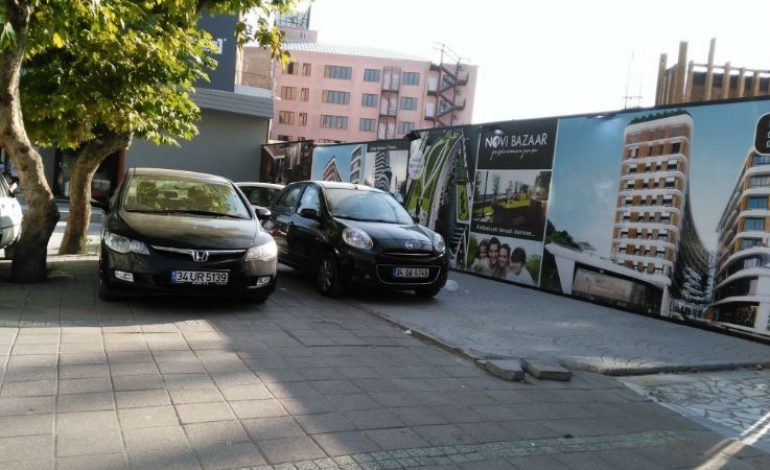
[325,188,413,224]
[123,175,251,219]
[241,186,280,207]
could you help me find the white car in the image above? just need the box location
[236,182,284,221]
[0,177,22,257]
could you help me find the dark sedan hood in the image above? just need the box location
[337,219,435,251]
[116,210,258,249]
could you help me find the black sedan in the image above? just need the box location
[264,181,448,297]
[96,168,277,302]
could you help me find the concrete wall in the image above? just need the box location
[125,109,268,182]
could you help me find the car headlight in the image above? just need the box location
[432,233,446,254]
[342,227,373,250]
[245,239,277,261]
[104,231,150,255]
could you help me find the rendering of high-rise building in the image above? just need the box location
[373,150,393,192]
[713,150,770,333]
[349,145,362,184]
[322,158,341,182]
[611,112,712,316]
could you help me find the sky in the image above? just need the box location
[304,0,770,123]
[547,100,770,256]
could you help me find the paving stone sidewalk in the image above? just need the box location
[354,271,770,375]
[622,369,770,454]
[0,258,768,469]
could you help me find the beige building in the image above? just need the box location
[238,12,477,143]
[656,38,770,105]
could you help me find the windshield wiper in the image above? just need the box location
[134,209,247,219]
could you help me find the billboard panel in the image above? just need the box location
[260,141,313,184]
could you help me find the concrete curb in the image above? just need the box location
[352,301,770,378]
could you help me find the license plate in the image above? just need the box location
[392,267,430,279]
[171,271,229,285]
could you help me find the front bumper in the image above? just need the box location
[100,245,277,298]
[338,246,449,290]
[0,222,21,250]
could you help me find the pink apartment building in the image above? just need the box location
[241,40,477,143]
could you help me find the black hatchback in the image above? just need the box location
[264,181,448,297]
[96,168,278,302]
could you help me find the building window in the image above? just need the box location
[629,147,638,158]
[741,238,763,250]
[363,68,381,82]
[744,217,765,231]
[302,63,312,76]
[280,86,297,100]
[750,175,770,188]
[744,257,761,269]
[399,97,418,111]
[398,121,414,135]
[753,154,770,166]
[671,142,681,154]
[278,111,295,125]
[322,90,351,104]
[283,62,298,75]
[277,135,292,141]
[361,93,378,107]
[402,72,420,85]
[359,118,375,132]
[748,196,768,210]
[299,113,308,127]
[300,88,309,102]
[320,115,348,129]
[324,65,352,79]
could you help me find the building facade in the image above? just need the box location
[238,12,478,144]
[714,150,770,333]
[611,112,712,317]
[656,38,770,106]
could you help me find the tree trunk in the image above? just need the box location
[58,132,130,255]
[0,1,60,282]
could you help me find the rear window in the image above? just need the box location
[123,175,251,219]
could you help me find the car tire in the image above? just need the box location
[415,285,442,298]
[317,251,344,297]
[98,277,119,302]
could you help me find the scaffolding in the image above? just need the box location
[425,44,469,128]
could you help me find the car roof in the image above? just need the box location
[130,167,232,184]
[236,182,285,190]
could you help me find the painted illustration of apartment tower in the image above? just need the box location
[713,149,770,334]
[611,112,712,315]
[373,150,393,192]
[322,158,341,182]
[349,145,363,184]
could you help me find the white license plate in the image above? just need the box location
[171,271,229,285]
[392,267,430,279]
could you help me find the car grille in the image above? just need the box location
[152,245,245,262]
[382,250,434,260]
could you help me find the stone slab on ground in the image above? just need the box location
[483,360,525,381]
[521,359,572,381]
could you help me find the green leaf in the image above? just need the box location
[52,32,65,48]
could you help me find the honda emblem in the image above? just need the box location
[192,250,209,262]
[404,242,414,249]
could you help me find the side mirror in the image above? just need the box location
[299,208,319,220]
[90,198,109,213]
[254,206,271,221]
